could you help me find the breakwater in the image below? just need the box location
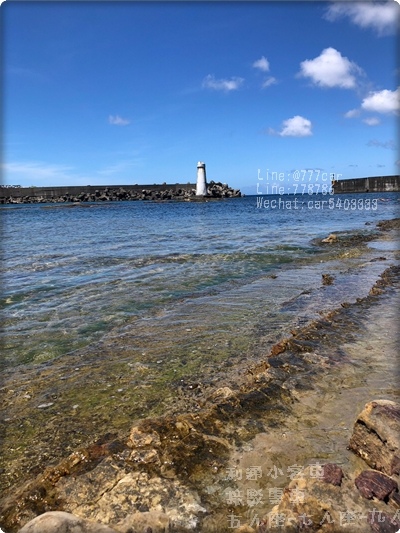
[333,175,399,194]
[0,182,241,204]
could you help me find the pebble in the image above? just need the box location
[37,403,54,409]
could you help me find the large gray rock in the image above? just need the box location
[17,511,119,533]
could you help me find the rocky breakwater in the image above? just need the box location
[205,181,242,199]
[1,182,241,204]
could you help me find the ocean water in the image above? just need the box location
[1,192,399,372]
[1,191,400,497]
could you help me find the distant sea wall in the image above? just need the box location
[0,184,193,202]
[0,182,242,204]
[333,175,400,194]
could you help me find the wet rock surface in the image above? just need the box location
[377,218,400,232]
[315,218,400,249]
[17,511,119,533]
[267,464,400,532]
[322,463,343,486]
[355,470,398,501]
[264,402,400,532]
[349,400,400,476]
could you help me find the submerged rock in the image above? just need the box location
[322,273,335,285]
[321,233,338,243]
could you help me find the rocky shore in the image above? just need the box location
[13,399,400,533]
[1,219,399,533]
[0,181,241,205]
[268,399,400,532]
[1,261,399,532]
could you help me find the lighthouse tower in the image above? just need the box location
[196,161,207,196]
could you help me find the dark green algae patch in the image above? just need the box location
[1,262,399,532]
[0,331,255,493]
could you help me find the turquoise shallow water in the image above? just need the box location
[1,193,399,368]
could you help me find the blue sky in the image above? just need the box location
[2,1,399,194]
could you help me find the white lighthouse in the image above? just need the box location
[196,161,207,196]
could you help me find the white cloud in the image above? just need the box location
[2,158,144,187]
[344,108,360,118]
[361,87,399,114]
[202,74,244,92]
[279,115,312,137]
[298,47,362,89]
[8,66,48,83]
[2,161,85,186]
[253,56,270,72]
[262,76,277,88]
[109,115,130,126]
[97,159,142,176]
[325,2,399,36]
[367,139,396,150]
[363,117,381,126]
[265,127,278,136]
